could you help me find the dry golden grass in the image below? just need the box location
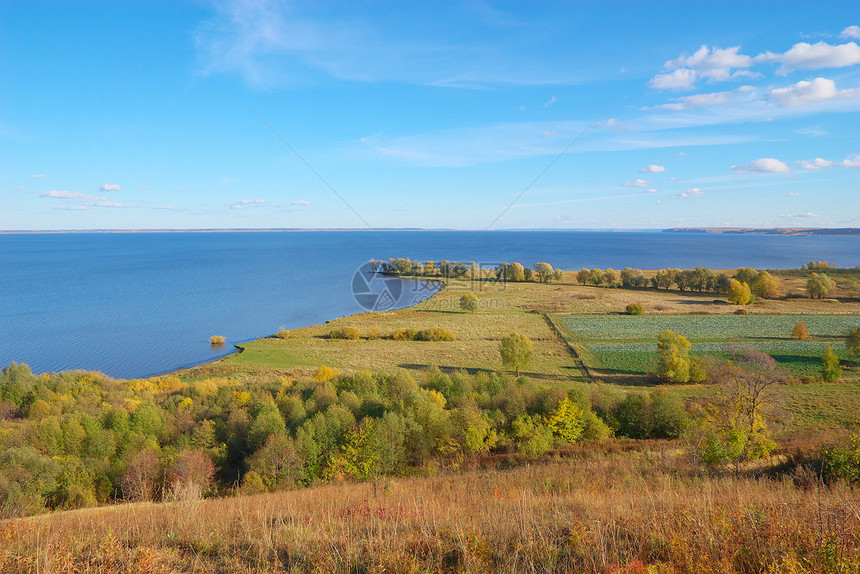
[4,447,858,573]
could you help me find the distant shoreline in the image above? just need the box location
[2,227,858,236]
[664,227,860,237]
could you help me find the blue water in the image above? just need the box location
[1,230,857,378]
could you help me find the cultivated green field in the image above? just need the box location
[558,313,859,378]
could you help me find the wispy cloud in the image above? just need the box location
[639,165,665,173]
[40,190,90,199]
[291,199,311,206]
[842,26,860,40]
[31,174,46,179]
[99,183,122,192]
[798,157,833,170]
[732,158,791,173]
[227,199,266,209]
[622,179,650,188]
[544,96,558,108]
[674,187,705,198]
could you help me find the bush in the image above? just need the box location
[415,328,457,342]
[734,308,749,315]
[459,293,479,312]
[366,327,381,340]
[274,330,291,339]
[391,328,419,341]
[625,303,644,315]
[823,434,860,482]
[209,335,225,345]
[329,326,362,340]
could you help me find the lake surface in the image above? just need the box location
[1,230,857,379]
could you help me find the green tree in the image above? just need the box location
[656,330,691,383]
[508,262,526,282]
[807,272,835,299]
[822,344,842,382]
[726,279,751,305]
[544,398,585,444]
[499,332,534,377]
[847,327,860,358]
[734,267,758,285]
[576,268,590,285]
[459,293,478,312]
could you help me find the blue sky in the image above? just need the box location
[2,0,859,230]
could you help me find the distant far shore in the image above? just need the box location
[664,227,860,237]
[2,227,859,235]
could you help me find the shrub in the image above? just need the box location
[391,328,419,341]
[821,345,842,382]
[459,293,479,312]
[823,434,860,482]
[625,303,644,315]
[415,328,457,342]
[734,308,749,315]
[209,335,225,345]
[274,330,291,339]
[366,327,381,340]
[313,365,341,383]
[329,326,362,340]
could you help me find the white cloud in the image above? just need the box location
[781,212,819,219]
[40,190,88,199]
[54,205,91,211]
[798,157,834,169]
[767,77,860,107]
[648,90,732,111]
[540,130,558,138]
[759,41,860,74]
[99,183,122,192]
[639,165,665,173]
[731,158,791,173]
[622,179,649,188]
[227,199,266,209]
[291,199,311,206]
[665,45,756,81]
[645,188,659,193]
[674,187,705,199]
[648,68,697,90]
[91,201,127,208]
[842,26,860,40]
[787,192,800,196]
[544,96,557,108]
[31,174,46,179]
[842,153,860,168]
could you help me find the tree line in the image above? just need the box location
[374,258,564,283]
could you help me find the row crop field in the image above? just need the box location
[557,314,859,378]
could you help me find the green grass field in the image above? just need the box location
[558,313,858,378]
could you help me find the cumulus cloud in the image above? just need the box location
[622,179,650,188]
[842,26,860,40]
[732,158,791,173]
[767,77,860,107]
[842,153,860,168]
[759,41,860,74]
[665,45,756,81]
[674,187,704,199]
[639,165,665,173]
[31,174,46,179]
[40,190,89,199]
[227,199,266,209]
[648,68,697,90]
[99,183,122,192]
[798,157,834,169]
[291,199,311,206]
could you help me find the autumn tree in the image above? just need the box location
[576,268,590,285]
[695,350,783,471]
[499,332,534,377]
[751,271,783,299]
[534,262,554,283]
[807,272,835,299]
[791,321,810,340]
[727,279,752,305]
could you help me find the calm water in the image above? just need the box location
[1,230,857,379]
